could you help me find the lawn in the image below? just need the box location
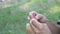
[0,0,60,34]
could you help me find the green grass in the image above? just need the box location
[0,0,60,34]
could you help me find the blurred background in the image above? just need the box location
[0,0,60,34]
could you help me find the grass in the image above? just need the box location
[0,0,60,34]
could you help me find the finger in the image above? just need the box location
[35,14,43,20]
[30,18,43,30]
[27,16,30,20]
[35,14,49,23]
[29,11,37,19]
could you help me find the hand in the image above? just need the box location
[28,11,47,23]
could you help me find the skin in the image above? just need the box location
[26,19,52,34]
[35,13,59,34]
[26,11,60,34]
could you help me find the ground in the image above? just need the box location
[0,0,60,34]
